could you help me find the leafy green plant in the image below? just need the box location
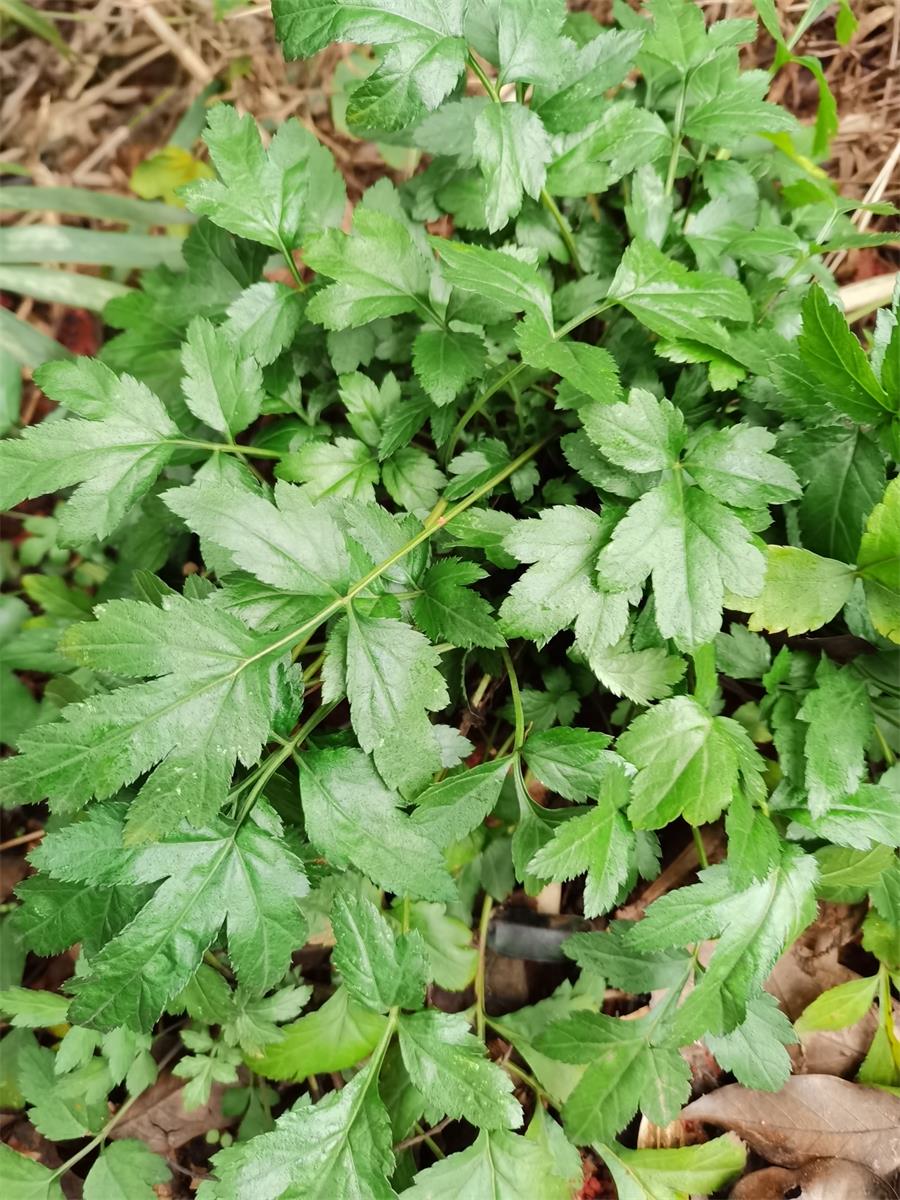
[0,0,898,1195]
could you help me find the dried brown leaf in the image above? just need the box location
[730,1158,895,1199]
[109,1072,233,1154]
[682,1075,900,1176]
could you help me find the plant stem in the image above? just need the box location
[539,188,583,274]
[396,1119,451,1156]
[235,700,338,826]
[168,438,284,460]
[50,1044,181,1184]
[502,1057,552,1103]
[446,298,613,459]
[664,79,688,195]
[691,824,709,869]
[690,642,718,710]
[223,438,551,684]
[466,51,500,102]
[474,892,494,1041]
[279,240,306,290]
[501,647,525,751]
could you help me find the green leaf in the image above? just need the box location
[583,636,687,706]
[501,505,630,654]
[640,0,708,74]
[0,595,296,839]
[630,849,818,1039]
[83,1140,170,1200]
[583,388,685,473]
[411,756,511,847]
[184,106,344,251]
[517,316,622,405]
[400,1128,575,1199]
[715,623,771,680]
[251,987,388,1080]
[528,764,635,917]
[0,987,68,1029]
[166,474,350,600]
[430,237,554,327]
[788,426,885,564]
[798,285,891,424]
[0,265,130,312]
[798,659,873,818]
[397,1010,522,1129]
[0,359,177,545]
[0,184,188,226]
[741,545,855,636]
[326,607,448,793]
[685,424,801,508]
[473,103,551,233]
[607,238,753,341]
[13,875,151,958]
[382,445,446,511]
[412,557,504,649]
[17,1038,108,1139]
[535,1010,690,1144]
[564,921,691,993]
[546,104,671,197]
[394,901,477,991]
[534,27,645,133]
[794,973,879,1033]
[0,1143,64,1200]
[181,316,264,437]
[412,328,486,406]
[57,805,307,1031]
[284,436,380,501]
[306,208,432,330]
[201,1062,395,1200]
[522,727,614,800]
[705,993,795,1091]
[297,747,456,901]
[331,889,428,1012]
[596,477,765,650]
[495,0,567,88]
[225,281,306,366]
[0,225,183,270]
[597,1134,746,1200]
[682,66,797,146]
[619,696,765,830]
[275,0,467,132]
[857,477,900,643]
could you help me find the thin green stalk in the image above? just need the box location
[168,438,284,460]
[466,49,583,273]
[467,51,501,102]
[279,239,306,290]
[692,824,709,870]
[501,1056,552,1103]
[874,724,896,767]
[878,964,900,1053]
[501,647,525,751]
[201,439,551,711]
[690,642,718,711]
[235,699,338,826]
[539,187,583,275]
[50,1045,182,1184]
[475,892,494,1041]
[664,79,688,195]
[446,298,613,460]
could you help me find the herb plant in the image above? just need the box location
[1,0,899,1196]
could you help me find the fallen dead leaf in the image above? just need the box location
[766,905,879,1077]
[730,1158,895,1199]
[681,1075,900,1177]
[109,1072,233,1154]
